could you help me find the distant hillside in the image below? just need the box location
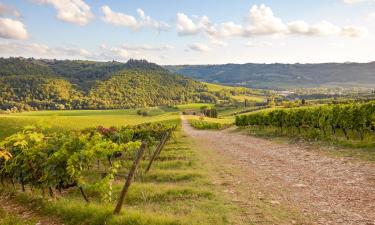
[165,62,375,89]
[0,58,209,111]
[0,58,162,91]
[0,58,267,111]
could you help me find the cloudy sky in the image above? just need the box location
[0,0,374,64]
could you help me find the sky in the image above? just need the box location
[0,0,374,65]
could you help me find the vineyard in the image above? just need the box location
[235,101,375,143]
[0,111,235,225]
[0,123,175,213]
[189,120,231,130]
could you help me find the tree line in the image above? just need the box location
[0,70,213,111]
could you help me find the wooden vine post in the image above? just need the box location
[145,130,171,173]
[79,186,90,203]
[113,141,147,215]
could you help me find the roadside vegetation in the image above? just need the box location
[0,108,238,225]
[189,120,231,130]
[235,101,375,161]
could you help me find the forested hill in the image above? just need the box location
[165,62,375,89]
[0,58,215,111]
[0,58,162,91]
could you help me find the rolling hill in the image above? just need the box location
[0,58,209,111]
[165,62,375,89]
[0,58,267,112]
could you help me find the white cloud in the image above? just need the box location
[188,43,211,52]
[95,43,174,61]
[246,4,287,36]
[0,41,174,62]
[342,0,375,4]
[307,21,341,36]
[33,0,94,26]
[121,43,174,51]
[245,41,273,47]
[176,12,199,35]
[0,18,28,40]
[287,20,367,37]
[341,26,368,37]
[0,2,21,17]
[98,45,130,60]
[368,12,375,20]
[101,6,136,27]
[287,21,310,34]
[176,12,240,44]
[102,6,170,32]
[0,41,90,58]
[176,4,368,40]
[218,22,244,38]
[210,39,228,47]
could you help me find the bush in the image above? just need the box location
[189,120,230,130]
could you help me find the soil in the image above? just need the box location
[182,117,375,225]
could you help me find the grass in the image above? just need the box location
[0,207,38,225]
[203,82,234,92]
[0,118,236,225]
[189,120,232,130]
[175,103,214,111]
[183,115,234,125]
[0,108,180,139]
[0,107,318,224]
[217,106,270,118]
[240,107,279,116]
[203,82,267,104]
[240,126,375,162]
[230,95,265,103]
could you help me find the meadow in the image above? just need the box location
[0,104,239,225]
[0,107,181,139]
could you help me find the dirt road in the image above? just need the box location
[182,118,375,225]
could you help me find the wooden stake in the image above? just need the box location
[145,131,170,173]
[49,187,55,198]
[113,141,147,215]
[79,186,90,203]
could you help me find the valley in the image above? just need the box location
[1,1,375,224]
[1,58,375,225]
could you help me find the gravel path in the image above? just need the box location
[182,118,375,225]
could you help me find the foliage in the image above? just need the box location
[87,70,206,109]
[200,106,218,118]
[0,108,181,140]
[0,123,174,202]
[189,120,231,130]
[0,129,235,225]
[0,58,269,112]
[0,58,211,111]
[235,102,375,141]
[0,148,11,161]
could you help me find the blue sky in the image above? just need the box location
[0,0,374,64]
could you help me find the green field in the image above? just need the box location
[230,95,265,103]
[1,130,235,225]
[183,115,235,125]
[0,107,182,139]
[0,106,241,225]
[203,82,234,92]
[175,103,214,111]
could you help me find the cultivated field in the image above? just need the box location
[2,102,375,225]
